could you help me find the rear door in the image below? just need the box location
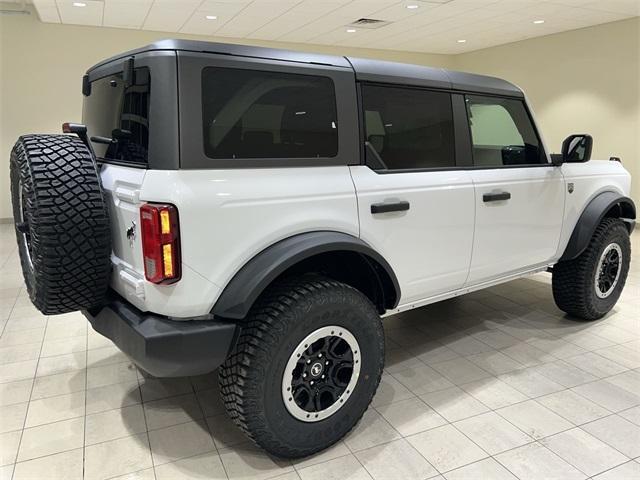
[351,85,475,305]
[464,95,565,284]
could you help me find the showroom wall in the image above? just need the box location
[0,7,450,221]
[452,17,639,203]
[0,10,638,221]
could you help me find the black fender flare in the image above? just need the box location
[560,191,635,261]
[212,231,401,320]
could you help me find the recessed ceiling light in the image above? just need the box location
[346,28,356,33]
[533,19,545,24]
[72,2,86,6]
[457,39,466,43]
[205,15,217,20]
[406,4,419,9]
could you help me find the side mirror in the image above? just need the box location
[562,134,593,163]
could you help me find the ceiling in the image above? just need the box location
[29,0,640,54]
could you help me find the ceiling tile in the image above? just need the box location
[103,1,153,29]
[143,0,200,32]
[56,0,102,26]
[30,0,639,54]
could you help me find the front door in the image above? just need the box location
[464,94,565,284]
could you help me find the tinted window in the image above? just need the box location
[466,95,544,167]
[362,85,455,170]
[202,68,338,159]
[83,68,150,164]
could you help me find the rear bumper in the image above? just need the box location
[82,294,238,377]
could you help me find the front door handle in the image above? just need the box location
[371,201,410,214]
[483,192,511,202]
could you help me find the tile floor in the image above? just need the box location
[1,223,639,480]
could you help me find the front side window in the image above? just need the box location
[466,95,545,167]
[362,85,455,170]
[202,67,338,159]
[83,67,151,164]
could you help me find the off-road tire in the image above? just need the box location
[10,134,111,315]
[553,218,630,321]
[219,275,385,458]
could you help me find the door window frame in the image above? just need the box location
[358,82,468,174]
[462,93,550,170]
[178,51,359,169]
[357,84,552,174]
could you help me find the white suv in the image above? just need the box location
[10,40,635,458]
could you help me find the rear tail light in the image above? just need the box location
[140,203,181,284]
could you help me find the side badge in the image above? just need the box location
[568,183,574,194]
[126,221,136,246]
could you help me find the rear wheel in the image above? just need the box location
[552,218,630,320]
[10,134,111,315]
[219,275,384,458]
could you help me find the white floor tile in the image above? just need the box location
[154,451,227,480]
[355,438,438,480]
[220,443,294,480]
[538,390,611,425]
[581,415,640,458]
[541,428,629,477]
[407,424,488,473]
[592,461,640,480]
[498,400,573,439]
[444,457,517,480]
[495,442,586,480]
[13,448,83,480]
[343,409,401,452]
[84,433,153,480]
[454,411,533,455]
[148,420,215,466]
[376,397,446,436]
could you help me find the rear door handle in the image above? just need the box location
[371,201,410,214]
[483,192,511,202]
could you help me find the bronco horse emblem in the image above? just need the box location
[126,221,136,245]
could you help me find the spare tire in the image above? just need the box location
[10,134,111,315]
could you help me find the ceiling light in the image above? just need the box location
[205,15,217,20]
[457,39,466,43]
[72,2,86,6]
[533,19,545,24]
[346,28,356,33]
[406,4,419,9]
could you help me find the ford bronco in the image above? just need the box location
[10,40,635,458]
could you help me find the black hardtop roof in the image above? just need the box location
[88,39,523,98]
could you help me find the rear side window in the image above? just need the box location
[83,67,150,164]
[361,85,455,171]
[466,95,545,166]
[202,67,338,159]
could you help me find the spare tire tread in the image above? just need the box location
[10,134,111,315]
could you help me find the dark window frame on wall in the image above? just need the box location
[360,83,457,173]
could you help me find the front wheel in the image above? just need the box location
[553,218,631,320]
[219,275,384,458]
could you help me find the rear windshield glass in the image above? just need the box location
[202,67,338,159]
[83,67,151,164]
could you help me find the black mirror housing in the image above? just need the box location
[562,134,593,163]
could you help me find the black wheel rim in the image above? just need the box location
[595,243,622,299]
[282,326,360,422]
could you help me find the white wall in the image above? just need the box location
[0,8,450,220]
[453,17,639,203]
[1,10,638,220]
